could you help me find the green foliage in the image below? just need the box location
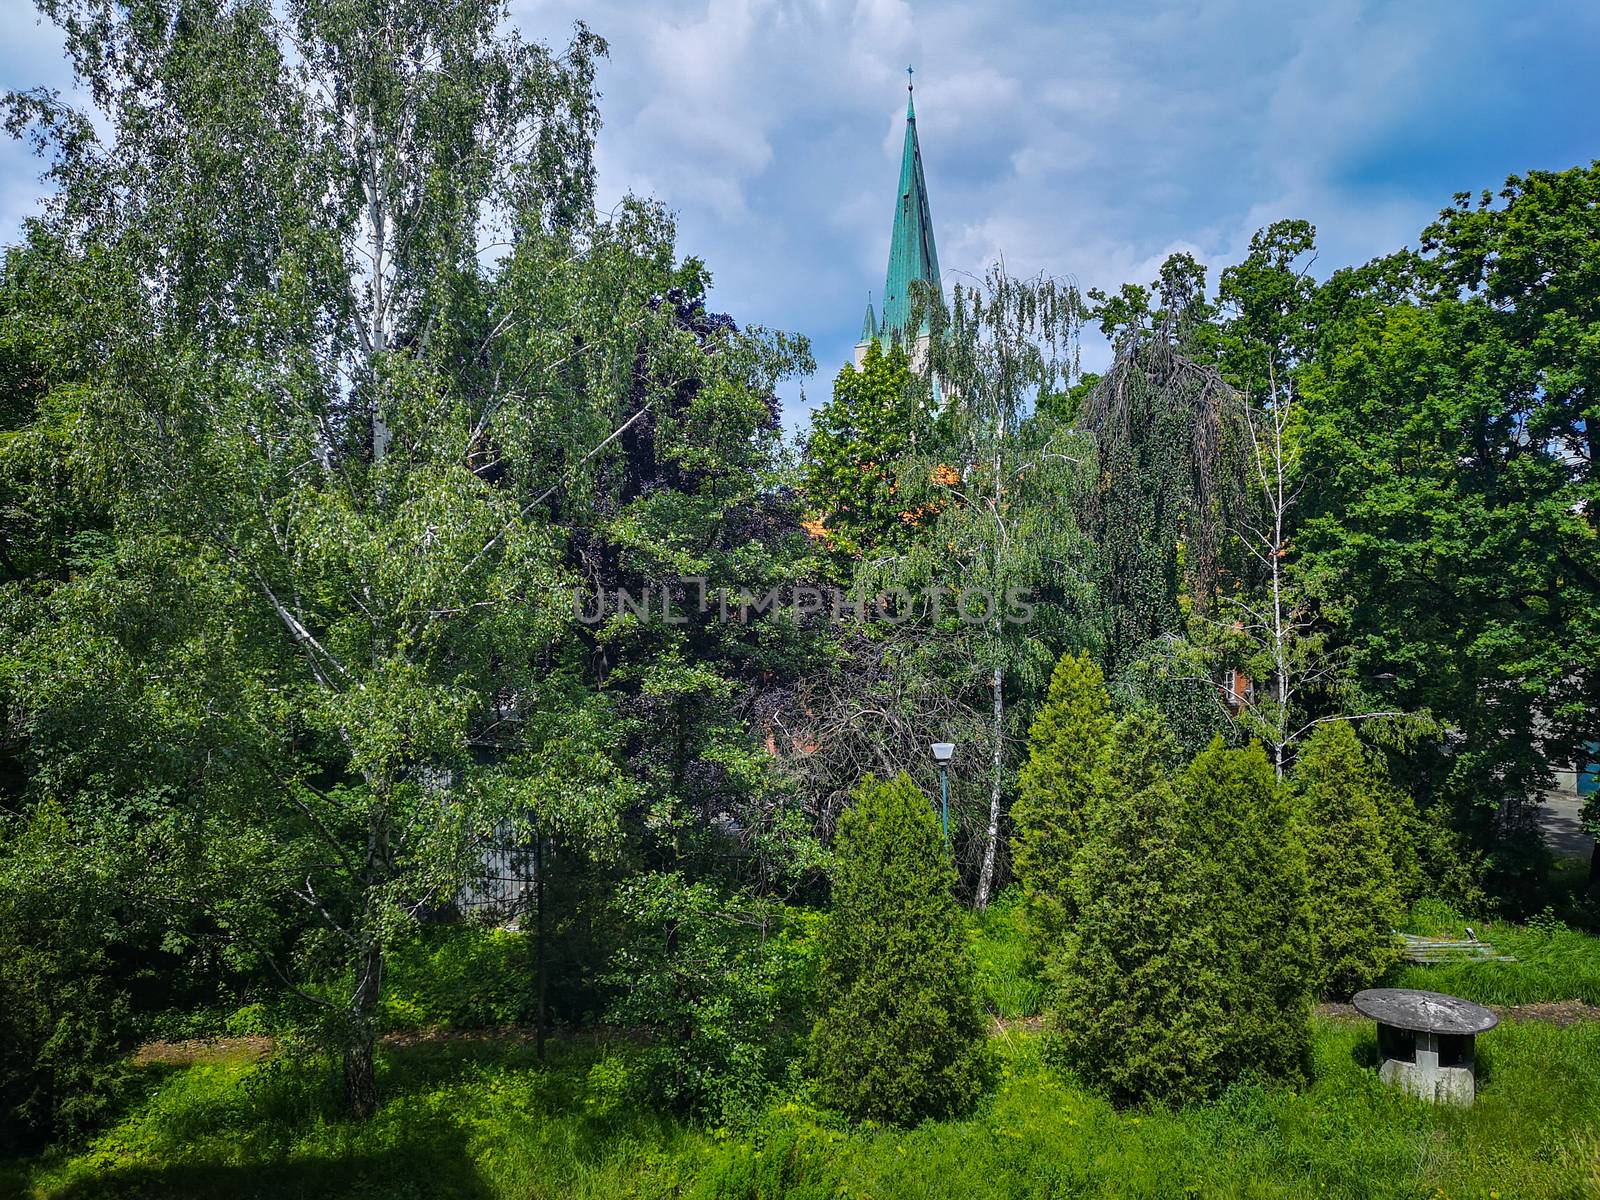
[1107,705,1183,795]
[1299,167,1600,888]
[1077,257,1244,679]
[1051,777,1227,1106]
[801,340,928,563]
[1054,733,1313,1106]
[1182,739,1313,1083]
[1,0,814,1125]
[1012,651,1112,948]
[809,774,989,1124]
[1109,635,1234,759]
[1291,721,1406,997]
[382,927,539,1031]
[0,805,134,1152]
[606,873,818,1126]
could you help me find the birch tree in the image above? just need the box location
[1216,221,1401,776]
[888,266,1092,909]
[3,0,792,1117]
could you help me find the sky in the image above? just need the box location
[3,0,1599,429]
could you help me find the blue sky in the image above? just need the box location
[4,1,1598,429]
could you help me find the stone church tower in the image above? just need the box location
[855,74,941,373]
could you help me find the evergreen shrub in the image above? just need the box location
[809,773,989,1124]
[1182,738,1313,1082]
[1291,720,1405,997]
[1051,732,1314,1104]
[1012,651,1113,951]
[1052,778,1227,1106]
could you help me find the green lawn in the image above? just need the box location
[6,1018,1599,1200]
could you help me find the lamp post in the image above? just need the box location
[930,741,956,849]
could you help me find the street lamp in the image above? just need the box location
[930,741,956,849]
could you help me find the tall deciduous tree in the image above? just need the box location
[2,0,804,1117]
[1302,168,1600,888]
[1420,166,1600,882]
[905,266,1093,909]
[1078,255,1244,682]
[1211,221,1407,777]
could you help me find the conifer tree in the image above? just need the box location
[1183,739,1313,1081]
[1052,776,1227,1106]
[809,773,989,1124]
[1291,720,1404,996]
[1013,651,1113,948]
[1108,705,1182,795]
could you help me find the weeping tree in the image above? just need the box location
[1078,255,1247,681]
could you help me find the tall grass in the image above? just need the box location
[1395,899,1600,1004]
[968,888,1044,1020]
[10,1018,1600,1199]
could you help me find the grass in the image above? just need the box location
[1393,898,1600,1005]
[6,1018,1600,1200]
[8,892,1600,1199]
[968,889,1043,1020]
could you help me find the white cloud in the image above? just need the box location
[4,0,1598,430]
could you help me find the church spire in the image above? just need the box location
[857,295,878,346]
[879,66,941,342]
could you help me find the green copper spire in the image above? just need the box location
[879,69,941,341]
[858,296,878,345]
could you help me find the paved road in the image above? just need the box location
[1538,791,1594,861]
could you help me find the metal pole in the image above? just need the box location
[939,763,950,849]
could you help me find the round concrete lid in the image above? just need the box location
[1352,988,1499,1035]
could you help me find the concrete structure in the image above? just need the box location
[1353,987,1498,1106]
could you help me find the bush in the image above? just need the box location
[1012,652,1113,951]
[1291,721,1405,997]
[809,773,990,1124]
[1182,739,1313,1083]
[0,805,135,1152]
[606,872,814,1126]
[1052,733,1313,1105]
[1052,778,1227,1106]
[383,925,538,1030]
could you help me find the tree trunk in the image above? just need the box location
[345,803,389,1120]
[974,434,1008,912]
[343,1031,378,1120]
[343,940,383,1119]
[975,663,1003,910]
